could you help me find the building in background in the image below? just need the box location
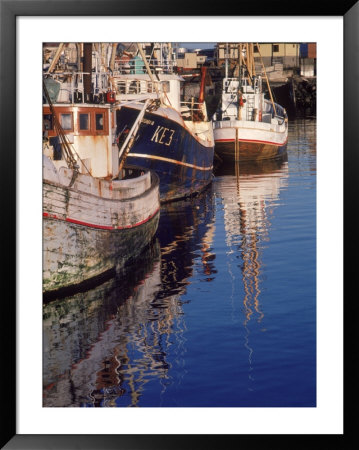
[299,43,317,76]
[216,42,316,73]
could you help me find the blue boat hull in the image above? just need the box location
[116,107,214,202]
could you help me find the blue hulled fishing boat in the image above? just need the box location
[112,44,215,202]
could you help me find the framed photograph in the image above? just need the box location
[1,0,356,448]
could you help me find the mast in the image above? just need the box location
[47,43,65,74]
[76,43,82,73]
[238,43,242,86]
[198,66,207,104]
[83,43,92,102]
[256,43,277,116]
[238,43,242,120]
[109,43,117,71]
[225,43,229,79]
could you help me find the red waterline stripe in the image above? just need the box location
[43,207,159,230]
[216,137,288,146]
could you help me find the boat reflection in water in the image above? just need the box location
[43,186,216,407]
[214,156,289,383]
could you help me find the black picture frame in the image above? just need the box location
[1,1,357,448]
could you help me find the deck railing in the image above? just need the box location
[114,58,176,75]
[114,79,159,96]
[43,72,112,104]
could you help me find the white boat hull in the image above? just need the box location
[214,119,288,162]
[43,156,160,294]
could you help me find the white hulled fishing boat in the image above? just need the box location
[213,43,288,162]
[42,43,160,294]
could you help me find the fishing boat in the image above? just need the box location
[42,43,160,294]
[213,43,288,162]
[112,43,215,203]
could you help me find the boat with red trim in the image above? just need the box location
[213,43,288,162]
[43,155,159,294]
[112,44,215,203]
[42,43,160,293]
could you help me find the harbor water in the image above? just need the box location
[43,117,316,407]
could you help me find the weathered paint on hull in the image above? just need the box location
[116,107,214,202]
[43,212,159,293]
[43,158,160,293]
[215,140,288,162]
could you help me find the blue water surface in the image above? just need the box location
[43,118,316,408]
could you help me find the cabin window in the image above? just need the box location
[272,44,279,53]
[79,113,90,130]
[95,113,104,130]
[254,45,259,53]
[60,113,72,130]
[74,109,108,135]
[43,114,53,131]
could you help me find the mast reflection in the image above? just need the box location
[214,157,288,385]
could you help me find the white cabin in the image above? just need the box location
[113,73,183,112]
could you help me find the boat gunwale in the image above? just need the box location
[213,120,288,134]
[43,167,160,206]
